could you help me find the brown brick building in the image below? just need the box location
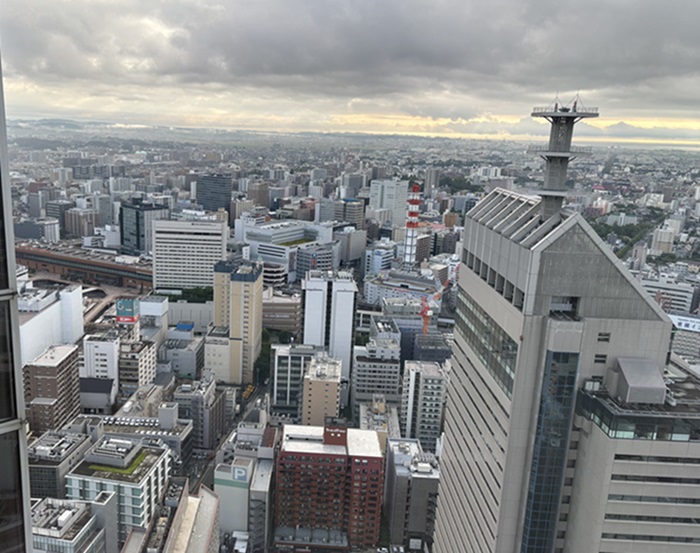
[274,425,384,552]
[23,344,80,434]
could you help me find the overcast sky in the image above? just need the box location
[2,0,700,143]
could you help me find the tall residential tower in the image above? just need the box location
[213,261,264,385]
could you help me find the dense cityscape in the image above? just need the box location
[3,45,700,553]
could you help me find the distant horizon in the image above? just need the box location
[7,114,700,152]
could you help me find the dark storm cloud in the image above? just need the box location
[1,0,700,134]
[2,0,523,92]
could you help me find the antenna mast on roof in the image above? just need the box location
[529,97,599,218]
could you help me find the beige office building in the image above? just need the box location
[301,356,342,426]
[213,261,263,385]
[261,287,302,337]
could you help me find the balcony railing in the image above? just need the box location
[527,145,593,155]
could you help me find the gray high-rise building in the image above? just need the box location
[369,179,409,226]
[384,439,439,551]
[248,181,270,209]
[341,173,365,198]
[28,191,43,218]
[334,198,365,229]
[424,168,440,198]
[296,241,340,277]
[271,343,326,419]
[302,270,358,406]
[413,332,452,364]
[0,52,33,552]
[95,193,114,226]
[433,101,697,553]
[119,199,169,255]
[173,375,226,450]
[352,316,402,416]
[197,173,233,213]
[28,432,92,499]
[400,361,447,454]
[45,199,75,237]
[152,219,227,289]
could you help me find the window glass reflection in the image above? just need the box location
[0,301,16,422]
[0,432,26,552]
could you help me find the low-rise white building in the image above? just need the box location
[82,331,120,382]
[31,492,119,553]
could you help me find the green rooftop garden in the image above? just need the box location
[278,237,314,247]
[88,449,149,476]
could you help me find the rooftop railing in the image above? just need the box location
[532,106,599,115]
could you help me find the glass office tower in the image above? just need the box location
[0,50,33,553]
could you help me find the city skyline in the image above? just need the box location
[1,1,700,145]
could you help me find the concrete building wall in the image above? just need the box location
[301,358,341,426]
[364,243,395,277]
[261,288,302,337]
[352,341,401,416]
[82,334,120,381]
[384,440,440,550]
[205,332,233,384]
[369,180,409,226]
[118,341,156,396]
[434,188,673,553]
[565,415,700,553]
[167,301,214,334]
[400,361,446,454]
[214,459,254,534]
[19,284,83,367]
[212,267,231,328]
[303,270,360,385]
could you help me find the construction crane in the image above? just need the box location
[420,296,433,335]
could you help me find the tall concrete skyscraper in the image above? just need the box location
[424,168,440,198]
[119,199,169,255]
[197,173,233,213]
[369,179,409,225]
[302,270,357,406]
[433,101,686,553]
[0,49,33,553]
